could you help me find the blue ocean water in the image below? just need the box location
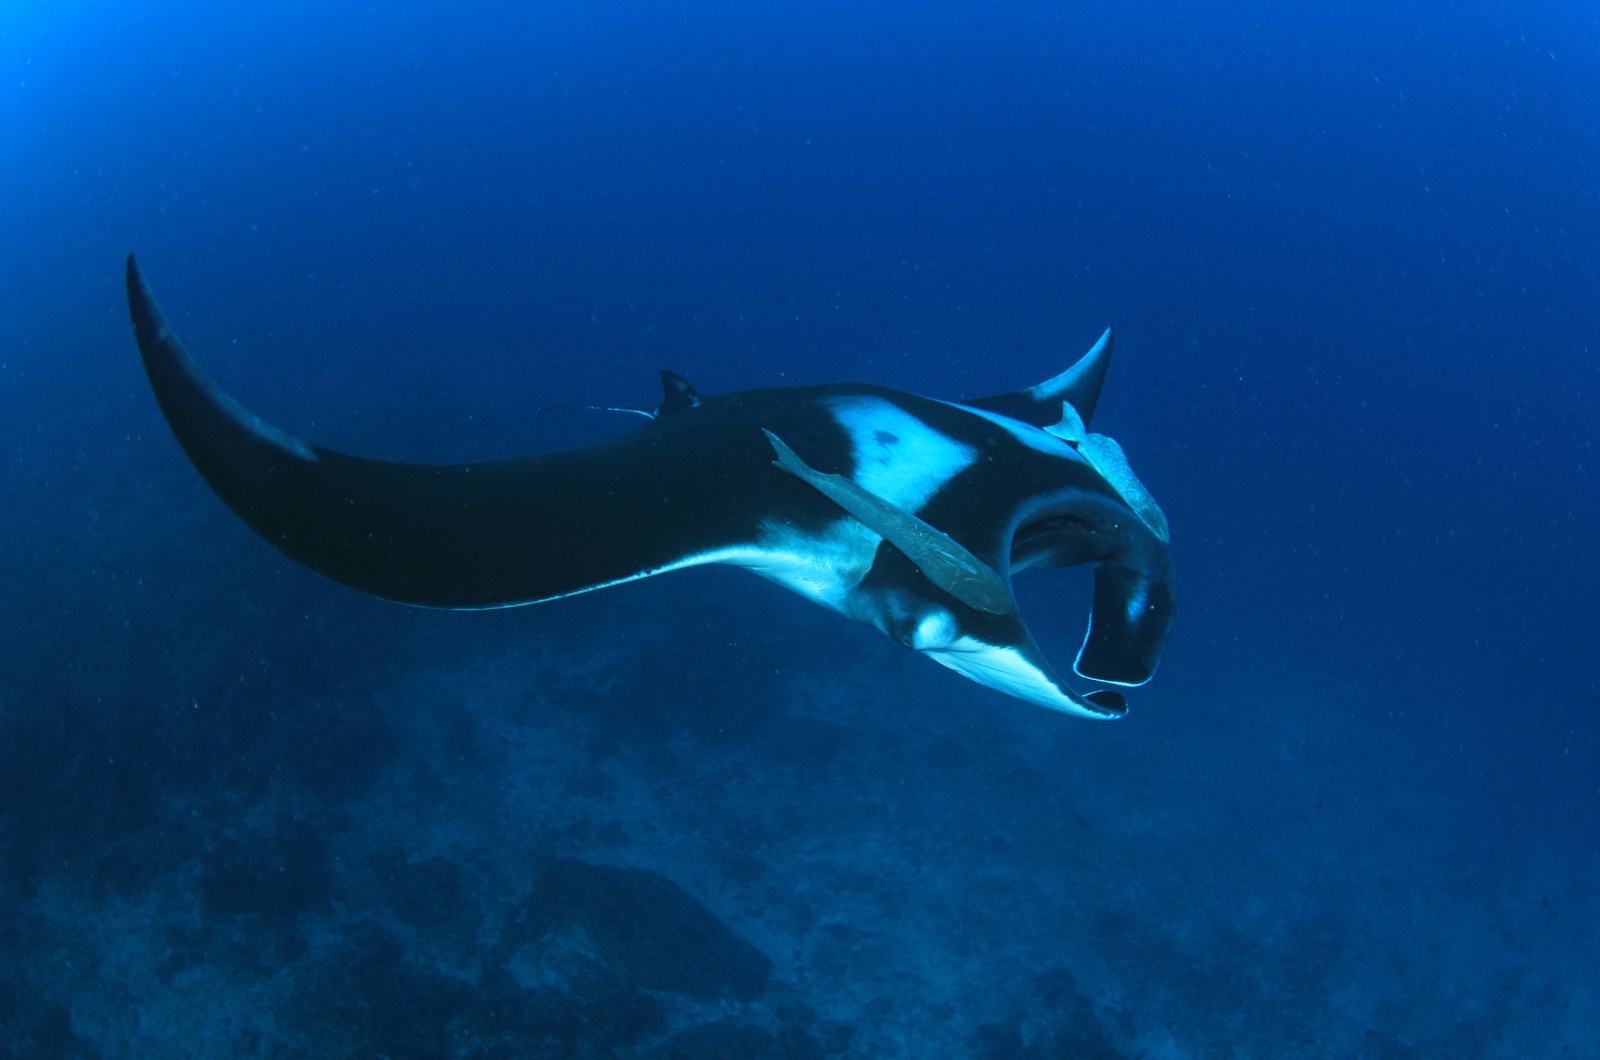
[2,0,1596,1055]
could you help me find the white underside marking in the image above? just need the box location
[456,515,883,615]
[733,516,881,612]
[828,397,976,512]
[926,636,1113,719]
[447,544,771,610]
[458,514,1119,718]
[911,610,959,651]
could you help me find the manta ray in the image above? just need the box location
[126,255,1174,718]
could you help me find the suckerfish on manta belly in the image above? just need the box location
[124,255,1174,719]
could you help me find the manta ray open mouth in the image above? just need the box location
[126,255,1174,718]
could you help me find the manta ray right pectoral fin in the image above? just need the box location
[761,429,1014,615]
[962,328,1114,429]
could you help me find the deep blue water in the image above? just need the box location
[2,2,1597,1056]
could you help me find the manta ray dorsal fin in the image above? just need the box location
[761,428,1015,615]
[657,370,706,416]
[961,328,1114,430]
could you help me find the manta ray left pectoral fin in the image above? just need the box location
[127,255,320,467]
[126,255,748,610]
[762,429,1014,615]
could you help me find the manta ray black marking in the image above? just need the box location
[126,255,1174,719]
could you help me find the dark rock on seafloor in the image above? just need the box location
[504,857,772,1001]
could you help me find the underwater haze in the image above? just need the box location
[2,0,1597,1056]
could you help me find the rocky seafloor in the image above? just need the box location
[1,479,1593,1058]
